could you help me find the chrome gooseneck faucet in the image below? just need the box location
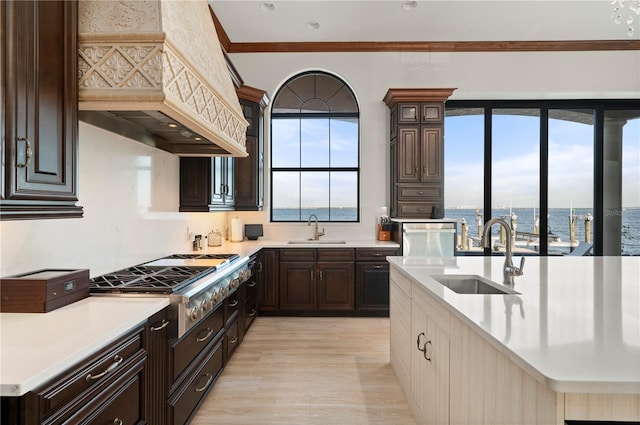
[481,217,525,285]
[307,214,325,241]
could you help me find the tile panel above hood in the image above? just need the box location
[77,0,248,157]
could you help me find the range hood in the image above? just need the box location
[77,0,248,157]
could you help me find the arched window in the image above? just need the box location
[270,71,360,222]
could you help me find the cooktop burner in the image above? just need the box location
[164,254,240,261]
[90,265,215,294]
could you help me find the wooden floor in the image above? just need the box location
[191,317,416,425]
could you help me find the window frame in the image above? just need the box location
[445,98,640,256]
[269,71,360,223]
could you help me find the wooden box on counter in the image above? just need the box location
[0,269,90,313]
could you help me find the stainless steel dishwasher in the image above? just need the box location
[393,221,457,256]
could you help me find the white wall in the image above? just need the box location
[1,50,638,276]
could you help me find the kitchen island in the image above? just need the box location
[388,255,640,424]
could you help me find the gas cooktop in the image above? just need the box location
[89,253,240,294]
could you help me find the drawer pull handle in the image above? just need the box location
[196,327,214,342]
[247,281,257,287]
[113,419,123,425]
[372,252,384,256]
[150,319,169,332]
[86,355,123,381]
[248,309,257,317]
[417,191,424,195]
[228,300,239,307]
[372,265,384,269]
[194,373,213,392]
[230,336,238,344]
[16,137,32,168]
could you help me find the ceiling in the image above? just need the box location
[209,0,640,47]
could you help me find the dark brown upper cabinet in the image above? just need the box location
[235,85,269,211]
[384,88,456,218]
[179,85,268,212]
[1,0,82,220]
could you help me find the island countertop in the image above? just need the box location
[387,255,640,394]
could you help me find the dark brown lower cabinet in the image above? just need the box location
[168,305,225,425]
[0,324,147,425]
[258,249,279,311]
[355,262,391,315]
[168,338,224,425]
[279,248,355,312]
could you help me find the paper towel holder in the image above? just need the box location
[244,224,263,240]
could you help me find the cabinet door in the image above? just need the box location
[420,126,443,182]
[411,296,450,425]
[317,261,354,311]
[425,317,450,425]
[390,279,411,394]
[224,157,234,206]
[234,135,260,210]
[279,261,316,310]
[179,157,211,212]
[410,298,429,424]
[258,249,279,311]
[355,262,390,313]
[397,127,420,182]
[1,0,80,219]
[210,157,226,206]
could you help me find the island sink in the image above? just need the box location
[431,274,518,295]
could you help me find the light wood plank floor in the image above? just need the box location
[191,317,416,425]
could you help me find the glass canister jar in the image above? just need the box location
[208,229,222,247]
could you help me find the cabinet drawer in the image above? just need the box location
[390,268,412,297]
[397,184,442,201]
[317,248,354,261]
[245,274,258,300]
[397,202,436,217]
[356,248,399,262]
[170,339,224,425]
[225,320,240,360]
[279,248,316,261]
[84,372,143,425]
[171,306,224,384]
[36,325,144,418]
[224,289,240,327]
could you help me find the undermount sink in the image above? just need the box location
[287,240,347,244]
[431,274,518,295]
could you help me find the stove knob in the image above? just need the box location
[188,304,201,321]
[230,278,240,289]
[221,287,229,297]
[200,298,210,313]
[210,289,221,304]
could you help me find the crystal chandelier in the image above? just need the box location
[611,0,640,36]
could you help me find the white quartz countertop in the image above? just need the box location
[387,256,640,394]
[188,239,399,260]
[0,296,169,396]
